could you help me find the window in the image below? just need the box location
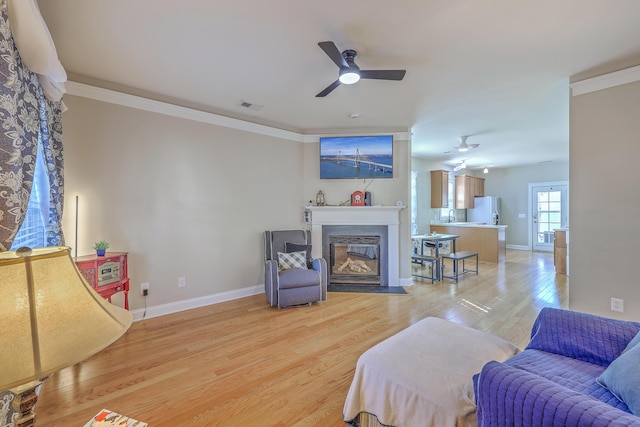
[11,140,49,249]
[411,171,417,234]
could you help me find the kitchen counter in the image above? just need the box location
[430,221,508,229]
[430,223,506,263]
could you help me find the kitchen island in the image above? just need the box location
[429,223,507,263]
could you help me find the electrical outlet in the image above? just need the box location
[141,282,150,296]
[611,297,624,312]
[178,277,186,288]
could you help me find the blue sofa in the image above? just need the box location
[475,308,640,426]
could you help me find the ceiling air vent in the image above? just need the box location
[239,100,263,111]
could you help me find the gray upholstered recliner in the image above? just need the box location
[264,230,327,308]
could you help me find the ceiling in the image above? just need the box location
[38,0,640,171]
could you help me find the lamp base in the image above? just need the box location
[10,378,46,427]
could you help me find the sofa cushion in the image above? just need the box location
[505,349,628,411]
[277,251,307,270]
[597,331,640,416]
[476,361,640,427]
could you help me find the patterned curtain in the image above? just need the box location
[39,92,64,246]
[0,2,65,424]
[0,2,64,251]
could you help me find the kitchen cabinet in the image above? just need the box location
[455,175,474,208]
[430,170,449,208]
[474,177,485,197]
[455,175,485,208]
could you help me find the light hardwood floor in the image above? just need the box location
[37,249,567,426]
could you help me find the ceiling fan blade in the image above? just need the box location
[318,41,347,68]
[316,80,341,97]
[360,69,406,80]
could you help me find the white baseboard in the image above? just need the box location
[507,244,529,251]
[129,275,415,320]
[398,277,414,287]
[130,284,264,321]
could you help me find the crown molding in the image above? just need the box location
[301,131,412,143]
[570,64,640,96]
[65,81,303,142]
[65,81,409,143]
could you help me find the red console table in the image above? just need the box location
[75,252,129,310]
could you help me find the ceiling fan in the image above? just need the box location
[454,159,467,172]
[315,41,406,97]
[453,136,479,152]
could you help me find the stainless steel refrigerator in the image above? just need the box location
[467,196,501,225]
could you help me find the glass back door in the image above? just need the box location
[531,184,567,251]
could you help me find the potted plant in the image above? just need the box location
[93,240,110,256]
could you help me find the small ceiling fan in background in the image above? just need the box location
[454,159,467,172]
[315,41,407,97]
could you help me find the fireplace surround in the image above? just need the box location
[308,206,402,286]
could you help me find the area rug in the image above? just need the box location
[327,284,407,294]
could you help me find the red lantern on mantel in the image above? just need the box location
[351,191,365,206]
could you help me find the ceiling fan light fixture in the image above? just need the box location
[339,69,360,85]
[454,135,479,153]
[483,167,489,174]
[461,160,467,169]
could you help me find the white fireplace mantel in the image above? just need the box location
[307,205,403,286]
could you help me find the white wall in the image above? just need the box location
[569,72,640,320]
[61,95,305,312]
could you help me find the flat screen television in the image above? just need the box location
[319,135,393,179]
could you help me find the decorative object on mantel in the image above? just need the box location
[93,240,109,256]
[351,190,365,206]
[315,190,326,206]
[0,246,132,427]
